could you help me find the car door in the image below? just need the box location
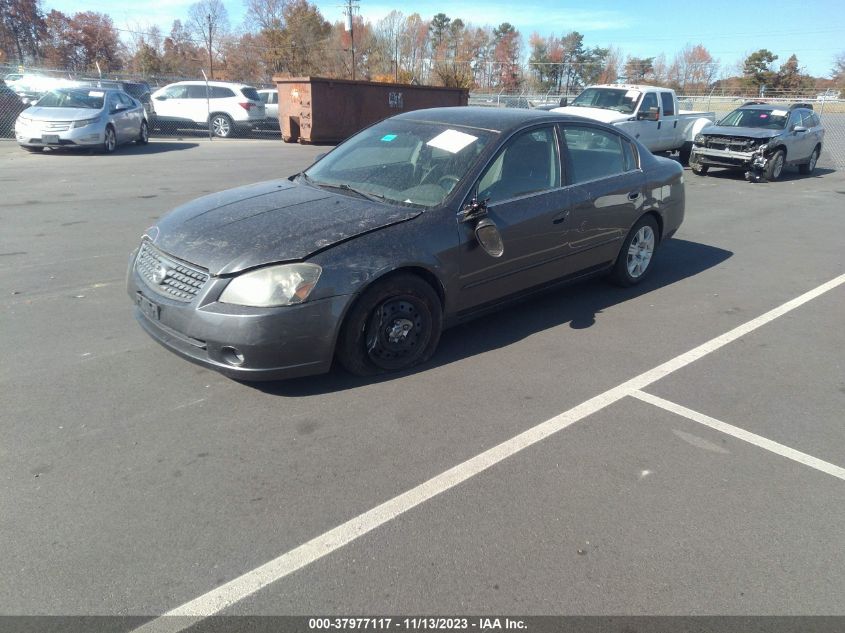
[455,125,573,312]
[154,84,189,124]
[559,124,646,273]
[116,92,139,139]
[657,91,679,151]
[617,91,661,150]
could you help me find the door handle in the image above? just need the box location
[628,191,640,201]
[552,210,570,224]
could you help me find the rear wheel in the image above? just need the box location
[102,125,117,153]
[610,215,659,287]
[210,114,233,138]
[337,274,442,376]
[798,147,819,175]
[764,149,785,181]
[136,120,149,145]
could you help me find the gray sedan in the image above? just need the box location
[15,87,148,153]
[128,107,685,380]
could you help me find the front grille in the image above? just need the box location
[703,136,759,152]
[136,241,209,302]
[41,121,71,132]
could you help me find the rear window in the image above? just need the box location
[660,92,675,116]
[241,87,260,101]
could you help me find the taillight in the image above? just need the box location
[238,102,255,111]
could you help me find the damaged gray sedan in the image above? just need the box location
[127,107,685,380]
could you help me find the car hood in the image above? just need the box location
[699,126,781,140]
[551,106,630,124]
[153,179,422,276]
[22,106,103,121]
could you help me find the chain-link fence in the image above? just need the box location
[469,91,845,171]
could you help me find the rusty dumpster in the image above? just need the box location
[272,76,469,144]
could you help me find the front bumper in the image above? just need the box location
[15,119,105,147]
[691,145,770,171]
[127,252,352,381]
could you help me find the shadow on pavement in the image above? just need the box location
[254,238,733,397]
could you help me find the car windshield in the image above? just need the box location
[718,108,788,130]
[303,119,495,208]
[36,89,105,109]
[570,87,641,114]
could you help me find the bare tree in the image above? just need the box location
[188,0,229,79]
[245,0,288,31]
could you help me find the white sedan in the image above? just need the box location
[15,87,149,153]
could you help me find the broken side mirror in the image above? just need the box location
[474,218,504,258]
[459,196,488,223]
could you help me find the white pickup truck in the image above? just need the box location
[553,84,715,163]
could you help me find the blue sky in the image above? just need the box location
[45,0,845,77]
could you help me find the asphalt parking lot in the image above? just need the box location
[1,138,843,631]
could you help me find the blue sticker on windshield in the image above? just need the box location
[381,134,397,142]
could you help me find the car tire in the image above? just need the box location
[337,273,442,376]
[764,149,785,181]
[103,125,117,153]
[691,162,708,176]
[798,147,819,175]
[610,215,659,287]
[136,120,149,145]
[210,114,233,138]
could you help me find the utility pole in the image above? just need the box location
[342,0,359,80]
[207,14,213,80]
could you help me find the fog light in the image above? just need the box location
[221,346,245,366]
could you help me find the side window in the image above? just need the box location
[788,111,803,129]
[640,92,658,115]
[188,85,209,99]
[118,93,134,107]
[660,92,675,116]
[259,92,270,104]
[562,126,628,184]
[163,85,187,99]
[802,111,819,128]
[477,127,560,203]
[211,86,235,98]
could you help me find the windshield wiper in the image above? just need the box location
[324,183,386,202]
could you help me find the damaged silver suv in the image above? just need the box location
[690,102,824,182]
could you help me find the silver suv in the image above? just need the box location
[151,81,265,137]
[690,102,824,181]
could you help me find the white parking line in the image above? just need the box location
[631,390,845,481]
[133,272,845,633]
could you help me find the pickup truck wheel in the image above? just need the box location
[610,215,659,287]
[764,150,785,181]
[691,162,708,176]
[798,147,819,175]
[678,142,692,165]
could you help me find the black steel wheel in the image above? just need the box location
[337,274,442,376]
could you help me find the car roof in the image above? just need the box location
[163,80,255,88]
[394,106,591,134]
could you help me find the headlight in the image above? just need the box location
[17,114,31,123]
[694,134,706,145]
[219,263,322,307]
[71,116,102,129]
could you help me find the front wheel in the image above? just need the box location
[678,142,692,165]
[337,274,442,376]
[210,114,233,138]
[610,215,659,287]
[102,125,117,153]
[691,162,708,176]
[764,149,785,181]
